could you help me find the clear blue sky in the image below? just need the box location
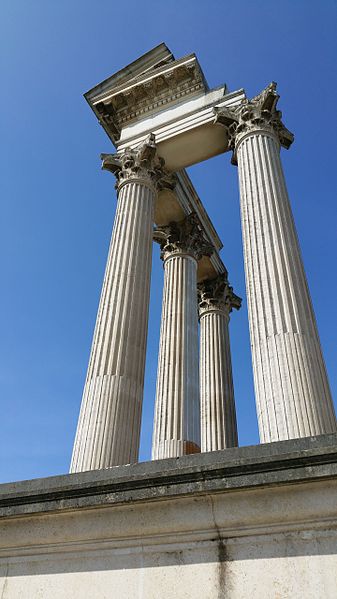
[1,0,336,483]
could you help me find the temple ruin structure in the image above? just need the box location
[1,43,337,599]
[70,43,336,472]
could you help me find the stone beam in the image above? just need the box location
[156,169,227,283]
[116,88,245,171]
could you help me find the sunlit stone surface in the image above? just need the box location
[152,215,213,459]
[198,275,241,451]
[216,83,336,442]
[2,43,336,599]
[70,136,173,471]
[2,436,337,599]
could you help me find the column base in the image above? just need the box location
[152,440,201,460]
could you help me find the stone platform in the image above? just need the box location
[1,434,337,598]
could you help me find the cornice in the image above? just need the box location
[84,43,174,103]
[90,55,209,143]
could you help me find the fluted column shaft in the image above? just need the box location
[71,135,171,472]
[152,214,213,460]
[230,90,336,442]
[199,278,241,451]
[152,250,200,459]
[71,180,154,472]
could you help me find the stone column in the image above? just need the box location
[70,135,173,472]
[151,214,213,460]
[215,83,336,442]
[198,275,241,451]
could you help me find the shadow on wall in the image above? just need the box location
[1,529,337,576]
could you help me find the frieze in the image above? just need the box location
[95,60,206,143]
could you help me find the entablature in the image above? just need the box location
[117,87,245,171]
[156,170,227,283]
[85,44,246,171]
[85,48,209,145]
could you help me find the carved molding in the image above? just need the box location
[116,64,204,126]
[154,213,214,262]
[101,134,175,191]
[214,82,294,165]
[95,59,207,143]
[198,274,242,317]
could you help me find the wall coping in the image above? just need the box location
[1,434,337,518]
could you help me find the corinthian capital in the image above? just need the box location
[214,82,294,165]
[154,213,214,262]
[101,133,176,191]
[198,274,242,317]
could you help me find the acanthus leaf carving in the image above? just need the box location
[101,133,176,191]
[154,213,214,262]
[198,274,242,317]
[214,82,294,165]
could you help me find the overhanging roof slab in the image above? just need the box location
[117,88,245,171]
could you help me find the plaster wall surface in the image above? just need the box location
[1,435,337,598]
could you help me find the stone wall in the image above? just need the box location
[1,434,337,598]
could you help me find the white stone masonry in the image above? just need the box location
[71,135,173,471]
[216,84,336,442]
[152,214,213,459]
[198,275,241,451]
